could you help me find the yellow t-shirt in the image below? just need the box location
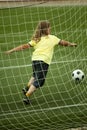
[29,35,60,65]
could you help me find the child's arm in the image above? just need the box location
[5,44,31,54]
[59,40,77,47]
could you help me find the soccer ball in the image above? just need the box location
[72,69,84,82]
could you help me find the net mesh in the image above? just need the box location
[0,0,87,130]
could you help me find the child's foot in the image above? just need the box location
[22,87,28,95]
[23,97,30,105]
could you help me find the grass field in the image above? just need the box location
[0,5,87,130]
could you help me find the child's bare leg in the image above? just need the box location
[26,84,36,97]
[27,77,35,88]
[22,77,35,95]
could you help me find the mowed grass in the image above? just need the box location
[0,5,87,130]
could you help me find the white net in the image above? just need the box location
[0,0,87,130]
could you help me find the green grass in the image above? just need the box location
[0,5,87,130]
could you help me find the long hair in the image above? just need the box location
[32,20,50,42]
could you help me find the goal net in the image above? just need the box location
[0,0,87,130]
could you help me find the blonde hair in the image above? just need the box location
[32,20,50,42]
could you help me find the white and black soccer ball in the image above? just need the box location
[72,69,84,82]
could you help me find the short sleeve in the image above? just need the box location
[53,35,61,45]
[29,40,36,47]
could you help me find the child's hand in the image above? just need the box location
[71,43,77,47]
[5,50,12,54]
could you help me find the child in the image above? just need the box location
[6,20,77,104]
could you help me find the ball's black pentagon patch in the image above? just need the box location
[77,71,80,75]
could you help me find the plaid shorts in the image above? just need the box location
[32,61,49,88]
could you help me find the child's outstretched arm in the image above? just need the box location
[5,44,31,54]
[59,40,77,47]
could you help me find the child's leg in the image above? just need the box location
[26,84,37,97]
[23,84,36,104]
[22,77,35,95]
[27,77,35,88]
